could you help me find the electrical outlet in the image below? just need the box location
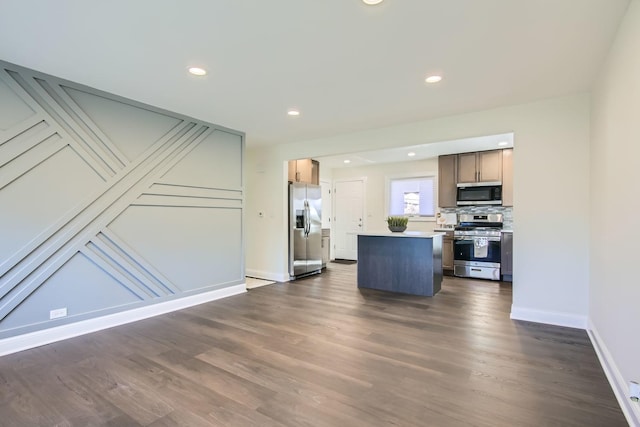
[49,308,67,320]
[630,381,640,402]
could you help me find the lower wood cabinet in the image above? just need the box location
[321,229,330,268]
[442,231,454,275]
[501,231,513,281]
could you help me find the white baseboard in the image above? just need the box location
[0,284,246,357]
[245,268,289,283]
[510,305,587,329]
[588,320,640,427]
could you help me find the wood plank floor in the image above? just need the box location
[0,264,627,426]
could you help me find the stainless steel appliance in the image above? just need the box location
[289,182,322,279]
[454,213,503,280]
[456,183,502,206]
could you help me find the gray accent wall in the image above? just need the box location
[0,60,244,338]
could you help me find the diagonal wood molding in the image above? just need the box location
[0,60,244,336]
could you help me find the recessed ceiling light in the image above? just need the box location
[188,67,207,76]
[362,0,383,4]
[344,160,351,164]
[425,75,442,83]
[287,109,300,116]
[498,141,509,147]
[407,152,416,157]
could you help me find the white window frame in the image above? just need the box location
[384,172,438,222]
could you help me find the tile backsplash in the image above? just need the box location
[440,206,513,230]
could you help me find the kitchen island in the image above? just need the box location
[357,231,443,296]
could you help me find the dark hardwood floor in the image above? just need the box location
[0,264,627,426]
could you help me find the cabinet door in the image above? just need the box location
[501,148,513,206]
[478,150,502,182]
[288,160,298,182]
[457,152,478,183]
[322,236,330,267]
[311,160,320,185]
[296,159,312,183]
[501,233,513,278]
[442,235,454,271]
[438,155,457,207]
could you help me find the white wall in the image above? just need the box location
[590,1,640,424]
[0,61,246,351]
[246,93,591,328]
[244,148,288,281]
[331,158,440,233]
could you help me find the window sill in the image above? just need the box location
[407,217,436,223]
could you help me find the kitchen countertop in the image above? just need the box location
[358,231,443,239]
[501,229,513,233]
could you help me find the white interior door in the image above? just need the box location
[334,179,364,260]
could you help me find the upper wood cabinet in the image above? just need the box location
[438,154,457,208]
[501,148,513,206]
[456,152,478,183]
[457,150,503,184]
[287,160,298,182]
[288,159,319,185]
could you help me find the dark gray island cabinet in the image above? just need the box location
[357,232,443,297]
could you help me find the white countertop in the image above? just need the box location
[358,231,444,239]
[501,229,513,233]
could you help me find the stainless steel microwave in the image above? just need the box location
[456,182,502,206]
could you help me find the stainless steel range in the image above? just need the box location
[454,214,503,280]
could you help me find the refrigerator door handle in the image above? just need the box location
[304,200,310,236]
[307,203,312,236]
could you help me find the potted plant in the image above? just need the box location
[387,216,408,232]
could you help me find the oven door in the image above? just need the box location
[454,236,501,263]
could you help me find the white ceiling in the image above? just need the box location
[316,132,513,170]
[0,1,629,148]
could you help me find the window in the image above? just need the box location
[388,176,436,217]
[403,191,420,215]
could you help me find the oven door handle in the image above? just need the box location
[454,236,501,242]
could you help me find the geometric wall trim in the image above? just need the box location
[0,60,244,339]
[63,86,183,163]
[160,129,243,190]
[108,205,243,292]
[0,252,142,333]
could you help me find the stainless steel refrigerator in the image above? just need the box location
[289,182,322,279]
